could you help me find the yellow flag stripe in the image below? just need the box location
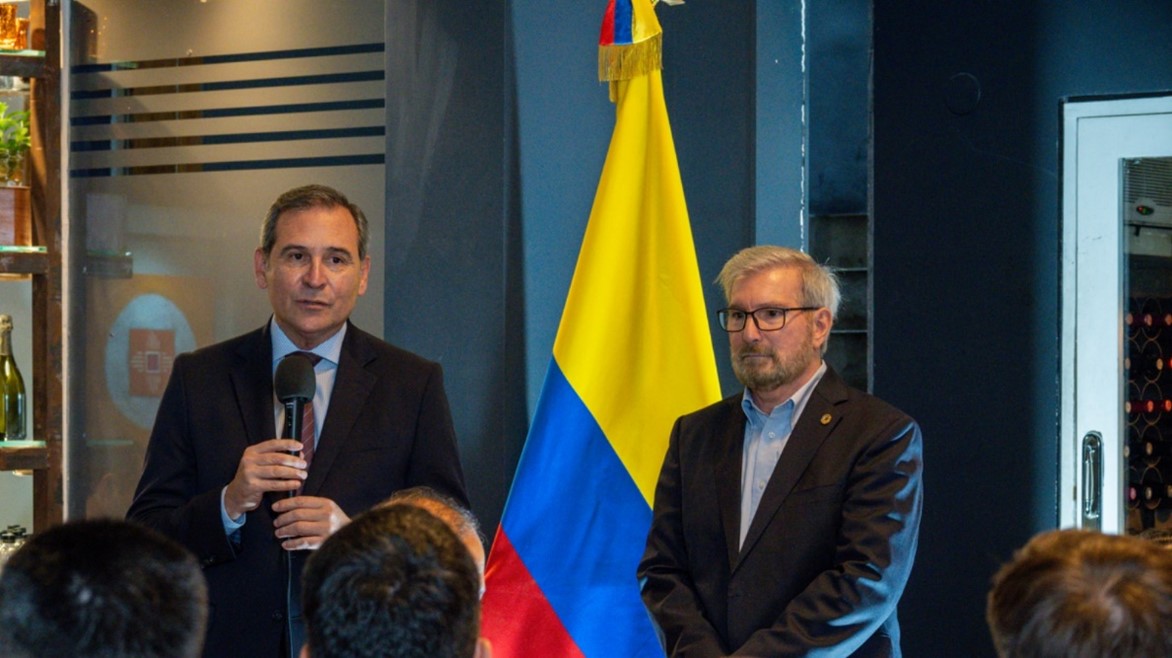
[554,69,721,506]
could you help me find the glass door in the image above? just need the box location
[65,0,387,520]
[1122,157,1172,539]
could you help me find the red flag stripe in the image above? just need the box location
[482,527,586,658]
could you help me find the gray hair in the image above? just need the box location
[716,245,841,320]
[378,486,483,547]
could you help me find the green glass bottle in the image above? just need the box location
[0,314,26,441]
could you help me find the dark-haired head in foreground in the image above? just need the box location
[300,504,490,658]
[0,518,208,658]
[987,528,1172,658]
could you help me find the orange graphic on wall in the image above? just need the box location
[128,328,174,397]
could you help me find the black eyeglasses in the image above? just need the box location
[716,306,819,332]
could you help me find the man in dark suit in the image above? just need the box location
[127,184,467,658]
[639,245,923,657]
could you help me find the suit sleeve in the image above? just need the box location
[126,354,239,567]
[638,417,729,658]
[403,362,469,507]
[735,416,924,657]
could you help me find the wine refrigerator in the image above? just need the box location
[1061,94,1172,543]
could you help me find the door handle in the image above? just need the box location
[1081,431,1103,529]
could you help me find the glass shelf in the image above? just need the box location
[0,50,45,78]
[0,440,46,471]
[0,245,46,274]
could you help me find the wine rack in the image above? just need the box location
[1125,296,1172,535]
[0,1,62,531]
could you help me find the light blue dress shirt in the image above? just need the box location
[739,361,827,548]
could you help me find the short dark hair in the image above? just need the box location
[302,505,481,658]
[0,519,208,658]
[987,529,1172,658]
[259,184,369,261]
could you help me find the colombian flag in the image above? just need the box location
[481,1,721,655]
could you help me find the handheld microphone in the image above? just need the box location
[274,352,317,468]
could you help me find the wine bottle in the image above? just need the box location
[1126,425,1159,461]
[1138,465,1169,510]
[0,314,26,441]
[1127,382,1164,418]
[1126,296,1142,340]
[1126,340,1165,382]
[1127,465,1143,510]
[1143,437,1172,461]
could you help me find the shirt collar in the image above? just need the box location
[741,360,828,421]
[269,317,346,368]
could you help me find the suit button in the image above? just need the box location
[272,611,285,622]
[202,556,215,566]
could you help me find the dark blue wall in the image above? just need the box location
[384,1,525,538]
[873,2,1172,654]
[658,2,761,392]
[808,0,870,217]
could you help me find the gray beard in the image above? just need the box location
[732,350,805,392]
[730,326,815,393]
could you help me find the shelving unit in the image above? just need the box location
[811,213,870,391]
[0,0,62,531]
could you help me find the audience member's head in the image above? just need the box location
[987,528,1172,658]
[301,504,489,658]
[378,485,486,594]
[0,518,208,658]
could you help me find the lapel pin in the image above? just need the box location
[820,413,832,425]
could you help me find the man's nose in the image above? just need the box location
[741,317,763,341]
[303,258,327,286]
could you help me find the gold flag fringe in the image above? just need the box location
[599,32,662,102]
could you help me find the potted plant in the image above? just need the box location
[0,100,30,246]
[0,100,28,185]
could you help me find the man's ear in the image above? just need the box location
[254,248,270,289]
[474,637,493,658]
[811,306,833,351]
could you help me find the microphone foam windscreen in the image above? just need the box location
[274,353,316,402]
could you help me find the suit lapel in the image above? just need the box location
[735,367,849,569]
[303,324,377,495]
[713,397,747,570]
[229,325,275,447]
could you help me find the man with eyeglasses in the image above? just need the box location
[638,245,924,657]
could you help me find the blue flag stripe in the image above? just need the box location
[501,361,663,657]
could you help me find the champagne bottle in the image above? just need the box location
[0,314,26,441]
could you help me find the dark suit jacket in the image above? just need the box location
[638,366,923,657]
[127,321,467,658]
